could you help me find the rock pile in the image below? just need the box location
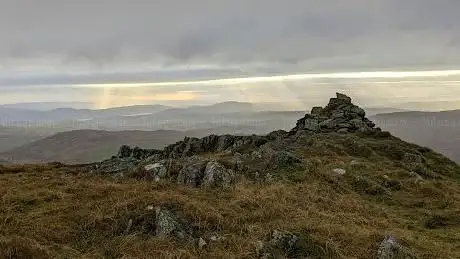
[292,93,380,134]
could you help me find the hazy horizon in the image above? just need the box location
[2,1,460,109]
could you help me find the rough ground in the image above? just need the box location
[1,94,459,259]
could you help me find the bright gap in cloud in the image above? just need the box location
[75,70,460,88]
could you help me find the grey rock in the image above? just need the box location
[331,110,345,119]
[198,237,207,249]
[332,168,346,176]
[202,161,235,188]
[349,118,366,129]
[319,119,337,129]
[144,162,168,182]
[155,207,186,239]
[95,157,139,175]
[217,135,236,152]
[337,128,349,134]
[124,219,133,234]
[336,92,352,103]
[377,235,417,259]
[310,106,323,115]
[304,118,320,132]
[349,106,366,117]
[177,156,208,186]
[118,145,133,158]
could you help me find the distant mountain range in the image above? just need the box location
[3,100,460,164]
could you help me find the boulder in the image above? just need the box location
[303,118,320,131]
[93,157,139,175]
[144,162,168,182]
[177,156,208,187]
[310,106,323,115]
[201,161,235,188]
[154,207,188,239]
[118,145,133,158]
[377,235,417,259]
[331,168,346,176]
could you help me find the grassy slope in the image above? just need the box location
[1,133,460,258]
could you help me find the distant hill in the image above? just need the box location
[0,129,187,164]
[0,126,55,152]
[0,104,171,122]
[0,119,304,165]
[364,107,408,116]
[372,109,460,162]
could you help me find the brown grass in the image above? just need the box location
[1,133,460,258]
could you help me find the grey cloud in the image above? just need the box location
[1,0,460,72]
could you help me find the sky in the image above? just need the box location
[1,0,460,109]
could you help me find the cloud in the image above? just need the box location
[1,1,460,108]
[1,0,459,72]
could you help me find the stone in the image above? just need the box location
[311,106,323,115]
[154,207,187,239]
[202,161,235,188]
[349,106,366,117]
[124,219,133,234]
[336,92,352,103]
[377,235,417,259]
[350,160,361,167]
[198,237,207,249]
[217,135,236,152]
[331,110,345,119]
[144,162,167,181]
[94,157,139,175]
[332,168,346,176]
[118,145,133,158]
[337,128,349,134]
[304,118,320,132]
[177,156,208,187]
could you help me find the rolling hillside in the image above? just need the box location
[0,130,187,164]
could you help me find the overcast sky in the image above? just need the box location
[1,0,459,108]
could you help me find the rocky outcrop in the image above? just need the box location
[117,145,160,160]
[176,156,208,187]
[202,161,235,188]
[92,157,139,175]
[292,93,380,134]
[162,135,269,159]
